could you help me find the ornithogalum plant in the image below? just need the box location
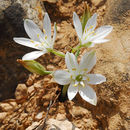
[14,9,113,106]
[14,13,64,60]
[72,12,113,54]
[53,51,106,105]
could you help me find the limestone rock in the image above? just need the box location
[47,118,80,130]
[0,0,11,22]
[0,101,17,111]
[0,112,7,122]
[91,0,105,6]
[15,84,28,102]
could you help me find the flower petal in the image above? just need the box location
[53,22,57,43]
[67,82,78,100]
[53,70,71,85]
[92,39,110,44]
[79,51,96,73]
[24,19,44,42]
[22,51,46,60]
[43,13,51,42]
[86,74,106,84]
[13,37,41,50]
[92,25,113,40]
[84,13,97,35]
[79,84,97,105]
[73,12,82,39]
[65,52,78,75]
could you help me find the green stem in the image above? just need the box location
[43,71,52,75]
[47,48,65,58]
[62,85,69,97]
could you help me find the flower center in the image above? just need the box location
[76,74,83,82]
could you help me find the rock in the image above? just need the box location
[91,0,105,7]
[0,112,7,122]
[0,0,11,22]
[46,64,55,71]
[47,118,80,130]
[26,122,39,130]
[56,113,66,120]
[43,0,58,3]
[28,86,35,94]
[0,101,17,111]
[35,111,44,120]
[69,105,90,118]
[15,84,28,102]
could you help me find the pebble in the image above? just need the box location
[0,112,7,122]
[15,84,28,102]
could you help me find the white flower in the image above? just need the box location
[53,51,106,105]
[13,13,56,60]
[73,12,113,47]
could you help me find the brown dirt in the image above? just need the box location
[0,0,129,129]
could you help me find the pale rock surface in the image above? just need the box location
[15,84,28,101]
[47,118,80,130]
[0,112,7,122]
[91,0,105,6]
[0,101,17,111]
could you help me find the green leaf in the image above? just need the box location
[17,59,52,75]
[81,6,91,33]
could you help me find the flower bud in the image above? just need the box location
[17,59,50,75]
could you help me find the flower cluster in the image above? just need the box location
[14,11,113,105]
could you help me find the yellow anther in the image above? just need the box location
[73,83,78,87]
[86,77,90,82]
[41,42,44,46]
[70,75,73,79]
[43,29,46,34]
[45,35,47,40]
[83,68,88,71]
[37,34,40,38]
[90,25,93,29]
[80,82,85,87]
[72,68,76,71]
[30,40,34,43]
[85,29,87,33]
[35,44,39,47]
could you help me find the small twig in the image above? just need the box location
[33,92,61,130]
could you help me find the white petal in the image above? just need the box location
[13,37,41,50]
[65,52,78,75]
[24,19,44,42]
[43,13,51,42]
[67,82,78,100]
[79,85,97,105]
[53,70,71,85]
[73,12,82,39]
[86,74,106,84]
[84,13,97,35]
[53,22,57,43]
[93,25,113,40]
[22,51,46,60]
[79,51,96,73]
[92,39,110,44]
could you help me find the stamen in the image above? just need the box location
[86,76,90,81]
[73,83,78,87]
[45,35,47,40]
[43,29,46,34]
[37,34,40,38]
[70,75,73,79]
[30,40,34,43]
[80,81,85,87]
[41,42,44,46]
[83,68,88,71]
[35,44,39,47]
[72,68,76,71]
